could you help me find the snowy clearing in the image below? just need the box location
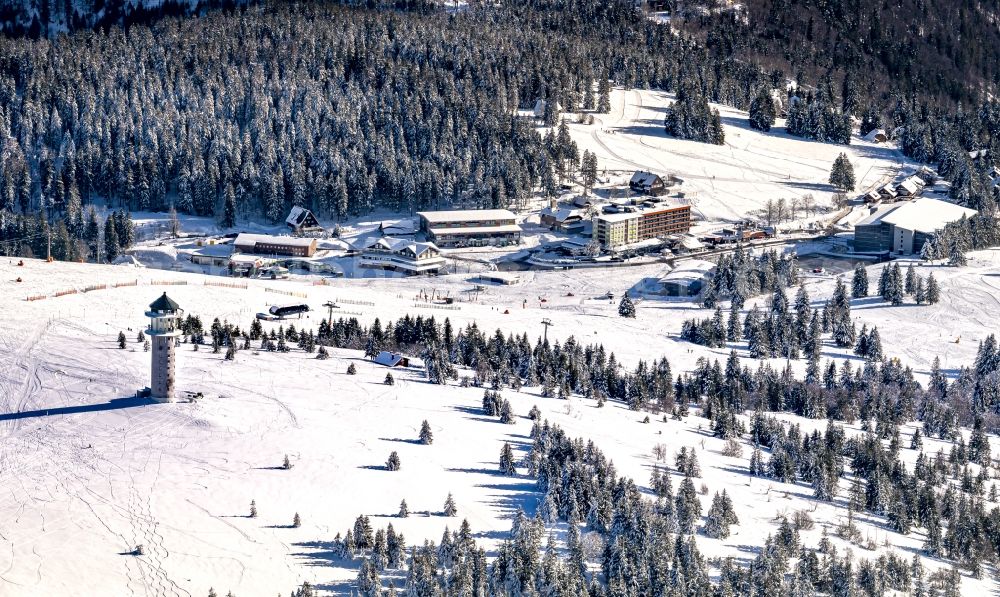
[563,88,912,226]
[0,252,998,594]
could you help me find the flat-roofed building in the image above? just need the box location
[417,209,521,247]
[853,198,977,254]
[638,204,692,239]
[476,272,521,285]
[658,259,716,297]
[233,233,318,257]
[594,211,640,248]
[594,203,691,249]
[187,242,233,267]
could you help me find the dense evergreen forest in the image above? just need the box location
[0,0,999,262]
[0,0,697,259]
[0,0,253,37]
[680,0,1000,106]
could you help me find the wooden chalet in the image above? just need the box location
[286,206,323,235]
[629,171,668,197]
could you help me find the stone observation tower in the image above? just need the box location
[146,292,182,402]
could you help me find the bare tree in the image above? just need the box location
[801,194,816,217]
[168,206,180,238]
[776,198,788,223]
[764,199,776,226]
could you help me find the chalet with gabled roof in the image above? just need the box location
[629,171,668,196]
[286,206,323,235]
[354,236,445,275]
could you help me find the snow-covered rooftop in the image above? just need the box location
[185,242,233,258]
[862,128,887,142]
[477,272,521,284]
[880,198,977,234]
[661,259,716,283]
[855,204,901,227]
[427,224,522,236]
[597,201,688,224]
[229,253,268,264]
[597,210,640,223]
[540,206,583,222]
[896,178,922,195]
[374,350,406,367]
[353,236,439,257]
[629,171,661,187]
[285,206,310,227]
[674,235,705,250]
[234,233,316,248]
[417,209,516,224]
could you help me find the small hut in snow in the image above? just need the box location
[374,351,410,367]
[863,129,888,143]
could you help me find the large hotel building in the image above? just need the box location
[594,203,692,249]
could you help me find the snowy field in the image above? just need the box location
[564,88,912,225]
[0,251,998,595]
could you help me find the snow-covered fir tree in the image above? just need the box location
[499,443,517,476]
[419,420,433,445]
[443,493,458,517]
[703,490,739,538]
[664,84,725,145]
[617,293,636,318]
[829,153,856,191]
[851,263,869,298]
[749,87,776,132]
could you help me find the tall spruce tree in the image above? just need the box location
[829,153,856,191]
[851,263,869,298]
[749,87,776,132]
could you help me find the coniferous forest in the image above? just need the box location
[1,0,1000,261]
[681,0,1000,107]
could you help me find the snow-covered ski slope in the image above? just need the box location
[566,89,910,224]
[0,252,998,595]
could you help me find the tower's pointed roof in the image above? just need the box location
[149,292,180,313]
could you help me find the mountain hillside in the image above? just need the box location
[677,0,1000,104]
[0,0,249,36]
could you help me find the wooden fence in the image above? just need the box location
[412,303,461,311]
[333,297,375,307]
[265,287,308,299]
[205,280,248,290]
